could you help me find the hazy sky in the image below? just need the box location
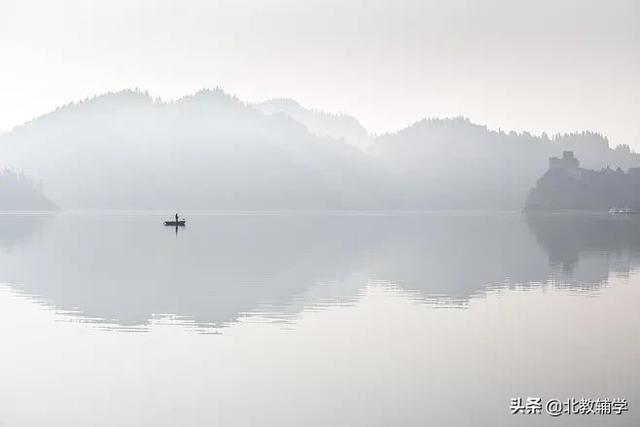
[1,0,638,147]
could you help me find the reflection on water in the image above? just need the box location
[1,212,639,427]
[0,212,638,330]
[0,213,47,250]
[526,214,640,288]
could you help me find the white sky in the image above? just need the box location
[1,0,638,146]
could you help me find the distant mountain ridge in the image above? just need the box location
[372,117,640,208]
[0,89,381,209]
[0,88,637,210]
[256,98,372,150]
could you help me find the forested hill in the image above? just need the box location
[0,89,637,210]
[525,151,640,211]
[257,98,372,151]
[372,118,639,209]
[0,169,56,210]
[0,89,382,210]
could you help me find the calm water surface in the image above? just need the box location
[0,212,638,426]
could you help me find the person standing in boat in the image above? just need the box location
[175,213,179,223]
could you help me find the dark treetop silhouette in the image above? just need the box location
[0,169,55,210]
[526,151,640,211]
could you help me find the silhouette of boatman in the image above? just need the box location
[175,213,179,223]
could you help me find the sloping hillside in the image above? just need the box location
[257,98,372,150]
[372,118,640,209]
[1,90,636,210]
[0,89,382,209]
[0,169,55,210]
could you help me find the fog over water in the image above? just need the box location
[1,1,638,425]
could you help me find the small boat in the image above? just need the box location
[164,220,186,226]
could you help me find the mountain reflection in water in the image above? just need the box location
[0,212,638,330]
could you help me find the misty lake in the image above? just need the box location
[0,211,638,426]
